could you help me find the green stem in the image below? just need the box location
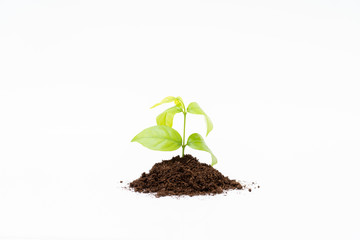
[182,112,187,157]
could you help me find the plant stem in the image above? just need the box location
[182,112,187,157]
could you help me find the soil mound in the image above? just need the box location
[129,154,243,197]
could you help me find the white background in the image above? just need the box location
[1,1,360,239]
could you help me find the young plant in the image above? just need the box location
[131,96,217,166]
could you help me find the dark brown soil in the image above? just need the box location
[129,154,244,197]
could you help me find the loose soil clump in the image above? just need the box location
[129,154,244,197]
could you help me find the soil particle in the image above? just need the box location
[129,154,244,197]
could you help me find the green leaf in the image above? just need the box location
[131,125,182,151]
[174,96,184,109]
[156,106,182,127]
[150,96,177,109]
[186,133,217,166]
[150,96,185,112]
[187,102,213,136]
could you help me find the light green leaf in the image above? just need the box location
[174,96,184,109]
[156,106,182,127]
[150,96,185,111]
[186,133,217,166]
[187,102,213,136]
[131,125,182,151]
[150,96,177,109]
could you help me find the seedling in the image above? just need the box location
[131,96,217,166]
